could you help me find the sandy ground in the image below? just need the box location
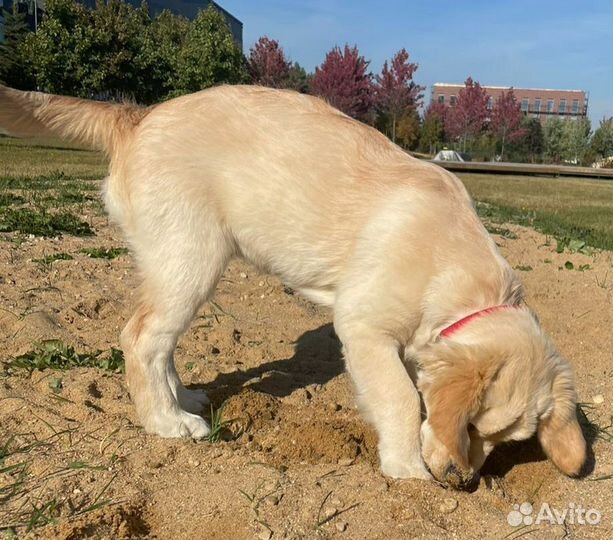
[1,203,613,539]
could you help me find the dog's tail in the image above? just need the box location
[0,85,149,156]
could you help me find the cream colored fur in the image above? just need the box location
[0,84,586,486]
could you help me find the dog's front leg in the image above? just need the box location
[335,325,432,480]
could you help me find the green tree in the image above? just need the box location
[543,117,564,163]
[590,117,613,159]
[419,102,446,154]
[22,0,93,95]
[173,5,247,95]
[512,117,544,163]
[395,109,421,149]
[85,0,152,99]
[135,10,189,102]
[23,0,189,103]
[0,7,34,88]
[561,118,591,164]
[471,133,496,161]
[286,62,310,93]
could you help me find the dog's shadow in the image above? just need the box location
[194,323,344,401]
[481,407,597,479]
[190,324,597,480]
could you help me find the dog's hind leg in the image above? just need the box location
[119,209,232,439]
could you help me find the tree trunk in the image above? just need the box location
[392,115,396,143]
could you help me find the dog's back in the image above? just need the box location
[0,84,496,301]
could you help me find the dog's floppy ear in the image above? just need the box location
[537,359,586,476]
[423,346,499,469]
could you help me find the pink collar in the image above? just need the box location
[440,305,517,338]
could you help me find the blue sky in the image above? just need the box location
[222,0,612,125]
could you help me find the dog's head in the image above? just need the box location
[416,307,586,489]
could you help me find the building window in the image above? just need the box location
[534,98,541,113]
[521,98,529,112]
[449,95,457,106]
[572,99,579,114]
[487,96,493,111]
[559,99,566,114]
[547,99,554,113]
[438,95,445,104]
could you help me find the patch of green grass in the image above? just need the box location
[81,247,128,259]
[555,237,594,256]
[559,261,592,272]
[0,437,49,466]
[0,193,25,207]
[26,498,60,531]
[514,265,533,272]
[460,174,613,251]
[0,458,28,505]
[34,253,74,265]
[0,430,118,534]
[208,402,234,443]
[2,340,124,374]
[476,200,612,252]
[0,207,93,236]
[45,189,96,205]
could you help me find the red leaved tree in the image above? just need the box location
[375,48,424,143]
[425,101,449,124]
[311,44,375,121]
[445,77,488,151]
[490,88,526,160]
[248,36,291,88]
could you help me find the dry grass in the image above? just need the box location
[0,137,107,178]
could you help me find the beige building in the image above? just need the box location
[431,83,588,121]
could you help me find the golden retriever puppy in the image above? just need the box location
[0,85,586,487]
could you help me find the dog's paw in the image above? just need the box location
[177,387,210,414]
[380,458,433,481]
[147,410,211,440]
[178,413,210,439]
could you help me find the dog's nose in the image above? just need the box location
[443,463,479,490]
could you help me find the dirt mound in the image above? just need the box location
[44,504,149,540]
[269,416,377,466]
[223,387,281,432]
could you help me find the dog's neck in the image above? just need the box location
[407,263,524,354]
[438,304,519,338]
